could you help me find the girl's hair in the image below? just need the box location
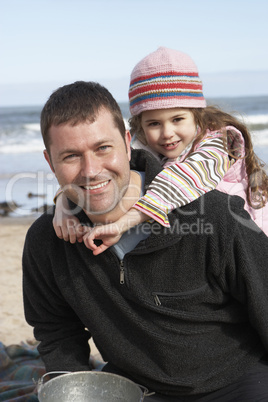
[129,106,268,209]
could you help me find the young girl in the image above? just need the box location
[53,47,268,254]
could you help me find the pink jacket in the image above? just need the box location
[216,127,268,236]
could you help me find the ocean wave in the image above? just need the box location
[252,129,268,146]
[23,123,41,131]
[0,138,44,153]
[237,113,268,126]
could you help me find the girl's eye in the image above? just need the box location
[173,117,183,122]
[148,121,159,127]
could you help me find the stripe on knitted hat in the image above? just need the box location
[129,71,204,106]
[130,71,200,86]
[129,82,203,99]
[130,91,205,107]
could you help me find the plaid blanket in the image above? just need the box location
[0,341,104,401]
[0,341,44,401]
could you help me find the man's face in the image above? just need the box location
[44,108,131,217]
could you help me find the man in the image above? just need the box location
[23,81,268,401]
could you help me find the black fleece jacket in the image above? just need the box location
[23,149,268,397]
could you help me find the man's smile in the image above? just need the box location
[82,180,110,191]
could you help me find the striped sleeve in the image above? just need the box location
[133,132,231,227]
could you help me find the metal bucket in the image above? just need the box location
[38,371,147,401]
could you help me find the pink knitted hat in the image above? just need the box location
[129,47,206,116]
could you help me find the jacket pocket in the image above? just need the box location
[152,284,208,308]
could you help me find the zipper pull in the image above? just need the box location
[154,294,161,306]
[119,260,125,284]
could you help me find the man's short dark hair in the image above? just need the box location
[41,81,126,152]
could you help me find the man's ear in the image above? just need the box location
[43,149,55,173]
[125,130,132,161]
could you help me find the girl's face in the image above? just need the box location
[141,108,196,158]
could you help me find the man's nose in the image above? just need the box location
[81,154,101,177]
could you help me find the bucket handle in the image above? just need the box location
[137,383,155,398]
[37,371,70,390]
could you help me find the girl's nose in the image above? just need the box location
[161,123,174,139]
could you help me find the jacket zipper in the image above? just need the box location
[119,260,125,284]
[154,294,161,306]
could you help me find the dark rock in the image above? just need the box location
[27,192,46,199]
[31,204,53,213]
[0,201,20,216]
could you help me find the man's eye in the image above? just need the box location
[98,145,110,151]
[64,154,77,160]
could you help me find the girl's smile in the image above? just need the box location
[161,140,181,151]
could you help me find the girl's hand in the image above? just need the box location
[83,208,149,255]
[83,223,122,255]
[53,191,87,243]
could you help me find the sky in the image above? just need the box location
[1,0,268,107]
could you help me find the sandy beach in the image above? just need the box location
[0,216,36,346]
[0,215,100,358]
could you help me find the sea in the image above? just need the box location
[1,96,268,217]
